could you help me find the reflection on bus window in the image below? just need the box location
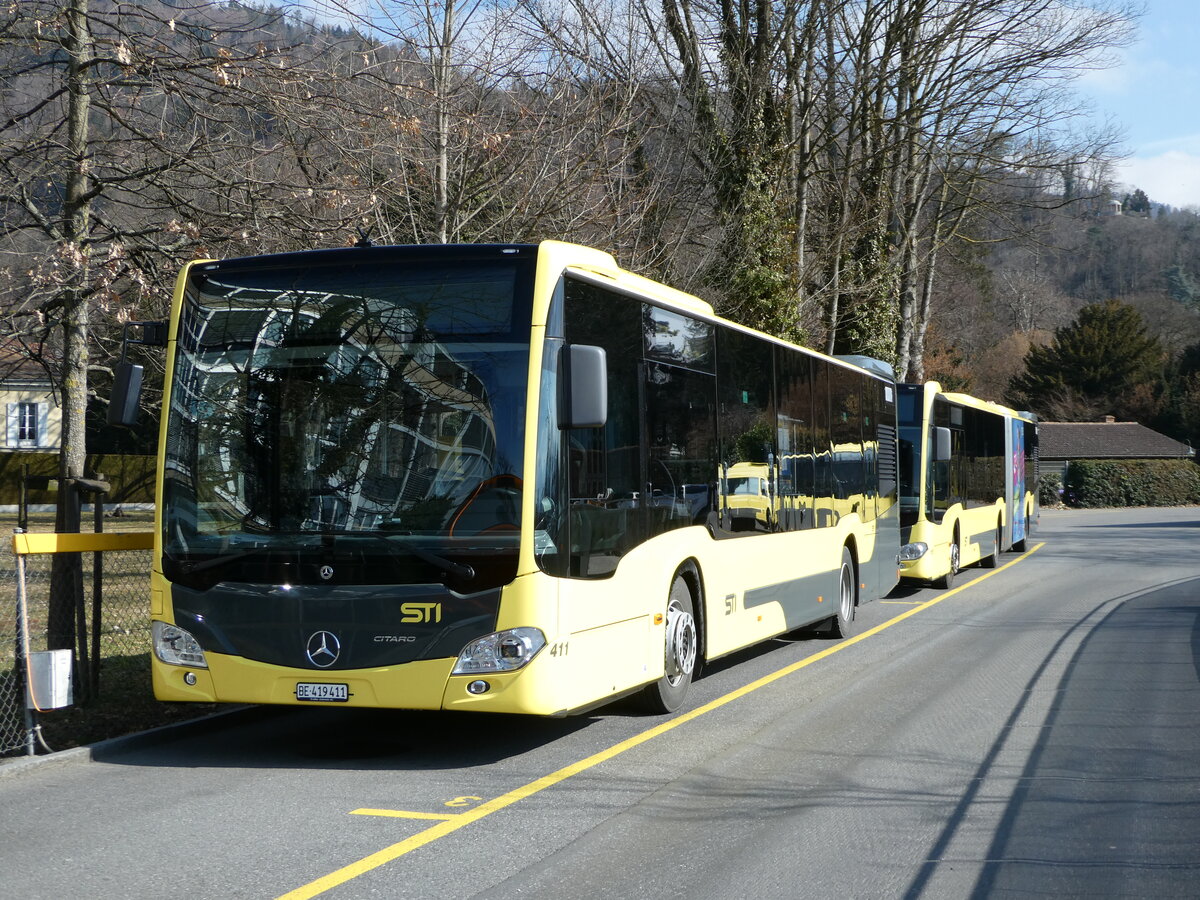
[162,255,531,592]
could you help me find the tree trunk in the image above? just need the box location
[791,2,820,326]
[910,220,942,384]
[433,0,454,243]
[49,0,93,652]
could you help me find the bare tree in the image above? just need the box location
[306,0,675,256]
[996,265,1069,334]
[875,0,1138,380]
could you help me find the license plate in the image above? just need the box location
[296,682,349,702]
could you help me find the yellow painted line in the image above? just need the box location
[351,809,458,821]
[12,531,154,556]
[278,543,1044,900]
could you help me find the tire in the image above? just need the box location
[1013,506,1029,552]
[640,573,698,713]
[936,535,960,589]
[980,522,1001,568]
[828,547,859,639]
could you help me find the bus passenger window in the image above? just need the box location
[645,362,717,537]
[717,329,775,534]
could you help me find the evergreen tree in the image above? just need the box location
[1008,300,1165,421]
[1165,265,1199,309]
[1123,187,1152,216]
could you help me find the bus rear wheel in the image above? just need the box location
[980,521,1001,568]
[640,573,697,713]
[829,547,859,639]
[937,536,960,589]
[1013,507,1030,552]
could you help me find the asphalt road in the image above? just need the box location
[2,507,1198,899]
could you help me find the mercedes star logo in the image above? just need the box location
[319,565,334,581]
[305,631,341,668]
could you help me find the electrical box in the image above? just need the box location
[26,650,73,710]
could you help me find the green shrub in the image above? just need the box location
[1038,471,1063,507]
[1063,459,1200,507]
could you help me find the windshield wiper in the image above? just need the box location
[355,533,475,581]
[406,544,475,581]
[171,546,276,575]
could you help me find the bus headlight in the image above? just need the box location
[453,627,546,674]
[898,542,929,562]
[152,621,208,668]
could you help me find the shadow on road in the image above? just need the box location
[92,704,602,771]
[903,575,1200,899]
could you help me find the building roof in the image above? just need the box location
[0,343,56,388]
[1040,421,1194,461]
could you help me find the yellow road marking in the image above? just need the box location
[278,543,1044,899]
[351,809,459,821]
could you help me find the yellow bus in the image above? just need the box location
[124,241,900,715]
[897,382,1038,587]
[721,462,772,529]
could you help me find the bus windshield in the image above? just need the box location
[898,426,922,502]
[161,250,534,588]
[897,383,925,528]
[728,476,765,495]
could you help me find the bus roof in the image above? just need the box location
[187,240,896,387]
[541,241,895,384]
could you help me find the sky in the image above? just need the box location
[1076,0,1200,210]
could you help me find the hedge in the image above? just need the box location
[0,452,156,505]
[1038,471,1063,507]
[1063,459,1200,508]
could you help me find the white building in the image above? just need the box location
[1,346,61,452]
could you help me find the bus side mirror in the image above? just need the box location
[560,344,607,429]
[107,320,167,427]
[108,360,144,427]
[934,426,952,462]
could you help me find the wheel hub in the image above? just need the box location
[840,566,854,621]
[665,604,697,683]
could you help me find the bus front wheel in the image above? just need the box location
[829,547,859,639]
[640,574,698,714]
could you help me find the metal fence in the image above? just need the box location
[3,532,154,756]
